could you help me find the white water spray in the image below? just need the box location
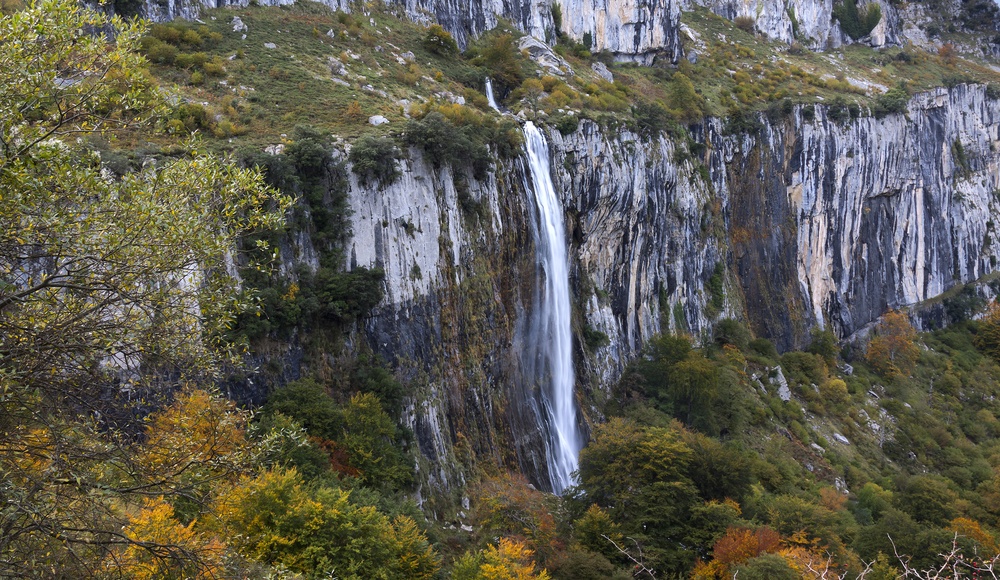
[522,121,581,494]
[485,78,500,112]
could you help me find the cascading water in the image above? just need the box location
[484,77,580,493]
[485,78,500,112]
[522,121,582,494]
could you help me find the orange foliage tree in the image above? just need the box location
[865,310,920,379]
[104,498,225,579]
[472,472,559,563]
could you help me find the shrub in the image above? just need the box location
[634,100,672,137]
[404,112,490,179]
[734,16,756,33]
[667,73,706,124]
[473,33,526,98]
[175,51,208,69]
[553,113,579,135]
[423,24,458,56]
[349,135,401,188]
[150,23,182,44]
[140,37,177,64]
[714,318,750,351]
[827,96,849,123]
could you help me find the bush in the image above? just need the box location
[553,113,579,135]
[714,319,750,351]
[404,112,490,179]
[828,96,849,123]
[734,16,756,33]
[423,24,458,56]
[872,88,910,119]
[140,37,177,64]
[667,73,706,124]
[473,33,527,98]
[634,100,672,137]
[349,135,401,187]
[749,338,778,359]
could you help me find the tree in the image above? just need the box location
[865,310,920,379]
[0,1,287,575]
[452,539,551,580]
[975,301,1000,362]
[472,472,559,562]
[423,23,458,56]
[576,417,702,573]
[667,72,706,124]
[211,468,439,579]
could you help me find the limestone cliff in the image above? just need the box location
[325,84,1000,501]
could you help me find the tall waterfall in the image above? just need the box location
[522,121,581,494]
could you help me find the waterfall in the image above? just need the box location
[522,121,581,494]
[485,78,500,112]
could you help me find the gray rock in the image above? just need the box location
[517,36,573,76]
[369,115,390,126]
[401,51,415,62]
[592,61,613,82]
[769,366,790,401]
[833,433,851,445]
[263,42,276,49]
[231,16,247,33]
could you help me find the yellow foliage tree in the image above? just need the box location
[106,498,225,579]
[453,539,551,580]
[211,468,439,579]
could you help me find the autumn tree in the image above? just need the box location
[865,310,920,379]
[211,468,439,579]
[974,301,1000,362]
[0,1,287,575]
[452,538,552,580]
[472,472,559,562]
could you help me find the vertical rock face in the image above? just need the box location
[786,85,1000,340]
[338,85,1000,500]
[554,0,681,62]
[680,0,899,48]
[715,84,1000,348]
[343,121,721,499]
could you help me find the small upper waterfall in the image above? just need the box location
[485,78,500,112]
[522,121,582,494]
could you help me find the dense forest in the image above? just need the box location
[6,0,1000,578]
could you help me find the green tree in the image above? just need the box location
[423,23,458,56]
[0,1,287,575]
[474,33,526,98]
[577,418,701,573]
[667,72,706,124]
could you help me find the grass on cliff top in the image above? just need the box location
[665,8,1000,116]
[138,1,495,149]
